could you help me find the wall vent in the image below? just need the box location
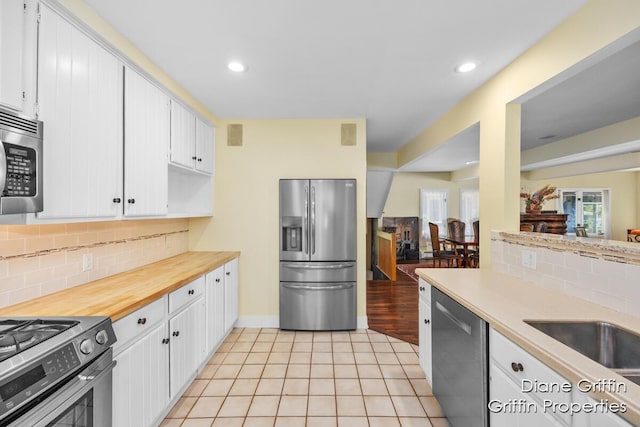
[0,109,40,137]
[341,123,356,146]
[227,124,243,146]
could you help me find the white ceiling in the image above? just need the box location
[401,35,640,173]
[82,0,588,155]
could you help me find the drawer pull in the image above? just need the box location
[188,289,194,295]
[424,318,430,324]
[137,318,147,325]
[511,362,524,372]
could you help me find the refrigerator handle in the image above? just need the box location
[304,185,309,254]
[311,186,316,255]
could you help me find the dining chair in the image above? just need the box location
[447,220,466,242]
[469,220,480,268]
[429,222,461,267]
[520,223,534,232]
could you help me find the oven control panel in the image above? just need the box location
[0,343,80,417]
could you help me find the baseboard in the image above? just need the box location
[237,316,369,330]
[236,316,280,328]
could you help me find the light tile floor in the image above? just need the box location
[161,328,449,427]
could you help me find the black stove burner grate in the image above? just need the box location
[0,319,79,362]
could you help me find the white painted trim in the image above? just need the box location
[236,316,280,328]
[236,316,369,330]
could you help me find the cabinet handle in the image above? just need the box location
[173,331,180,337]
[226,272,230,276]
[188,289,194,295]
[511,362,524,372]
[215,278,221,283]
[424,318,430,324]
[128,198,136,204]
[197,158,202,162]
[137,318,147,325]
[162,338,170,344]
[113,198,121,203]
[192,156,197,160]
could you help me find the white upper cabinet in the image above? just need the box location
[0,0,27,111]
[195,117,214,174]
[36,3,123,219]
[124,67,169,217]
[169,100,196,169]
[170,99,214,175]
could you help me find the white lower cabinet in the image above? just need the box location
[418,279,432,385]
[224,258,239,333]
[112,321,169,427]
[112,259,239,427]
[169,296,205,399]
[206,265,225,354]
[571,392,633,427]
[489,328,571,426]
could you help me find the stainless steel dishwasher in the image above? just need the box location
[432,287,488,427]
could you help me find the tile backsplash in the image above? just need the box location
[491,232,640,319]
[0,219,189,308]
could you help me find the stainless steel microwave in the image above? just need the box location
[0,106,43,215]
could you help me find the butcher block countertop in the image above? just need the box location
[0,251,240,321]
[417,268,640,426]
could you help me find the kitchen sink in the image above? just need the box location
[524,320,640,386]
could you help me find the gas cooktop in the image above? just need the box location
[0,319,78,363]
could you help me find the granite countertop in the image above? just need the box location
[416,268,640,426]
[0,251,240,321]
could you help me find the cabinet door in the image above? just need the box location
[571,392,633,427]
[169,298,205,398]
[418,298,432,385]
[224,258,239,333]
[170,100,195,169]
[206,266,225,354]
[489,362,563,427]
[195,117,214,174]
[37,4,123,219]
[124,67,169,217]
[0,0,25,111]
[112,322,169,427]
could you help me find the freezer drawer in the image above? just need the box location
[280,261,356,283]
[279,282,356,331]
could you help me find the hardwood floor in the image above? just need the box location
[366,266,419,345]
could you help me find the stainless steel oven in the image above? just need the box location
[0,317,116,427]
[0,105,43,215]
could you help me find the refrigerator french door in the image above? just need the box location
[279,179,357,331]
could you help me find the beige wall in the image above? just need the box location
[522,171,638,241]
[189,119,367,323]
[383,172,478,219]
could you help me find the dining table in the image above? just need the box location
[444,236,479,267]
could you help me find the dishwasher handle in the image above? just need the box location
[435,301,472,335]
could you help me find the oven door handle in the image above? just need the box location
[0,140,7,194]
[6,354,116,427]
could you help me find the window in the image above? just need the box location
[419,189,448,239]
[460,189,479,237]
[558,188,610,237]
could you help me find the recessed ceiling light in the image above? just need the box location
[455,62,477,73]
[228,62,247,73]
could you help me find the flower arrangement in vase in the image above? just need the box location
[520,185,559,214]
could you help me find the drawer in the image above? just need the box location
[169,275,205,314]
[490,328,572,425]
[113,295,167,353]
[418,279,431,303]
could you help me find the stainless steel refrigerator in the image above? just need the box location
[279,179,357,331]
